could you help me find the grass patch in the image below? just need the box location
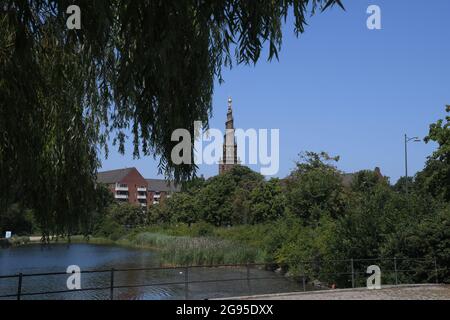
[123,231,264,266]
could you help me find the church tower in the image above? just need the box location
[219,97,240,174]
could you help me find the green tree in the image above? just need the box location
[330,183,438,260]
[148,203,171,225]
[89,184,115,234]
[381,205,450,283]
[231,187,251,225]
[393,176,415,193]
[107,203,146,228]
[351,169,388,194]
[249,178,286,224]
[1,12,107,239]
[330,185,392,261]
[166,192,198,226]
[275,215,337,277]
[95,216,126,241]
[0,204,36,236]
[197,166,264,226]
[416,105,450,202]
[285,152,347,224]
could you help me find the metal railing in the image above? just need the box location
[0,257,446,300]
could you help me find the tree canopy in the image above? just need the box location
[285,151,347,223]
[1,0,344,234]
[417,105,450,201]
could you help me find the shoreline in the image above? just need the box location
[7,235,160,252]
[2,233,265,269]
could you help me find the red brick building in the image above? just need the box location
[97,167,181,207]
[146,179,180,205]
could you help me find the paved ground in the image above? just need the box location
[224,284,450,300]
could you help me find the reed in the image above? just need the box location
[127,232,263,266]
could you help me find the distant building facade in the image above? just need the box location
[97,168,148,207]
[146,179,181,205]
[97,167,180,207]
[219,98,240,174]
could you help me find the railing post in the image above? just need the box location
[394,257,398,285]
[434,258,439,284]
[302,270,306,292]
[246,263,251,296]
[350,258,355,289]
[184,267,189,300]
[300,262,307,291]
[17,273,23,301]
[110,268,115,300]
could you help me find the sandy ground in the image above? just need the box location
[222,284,450,300]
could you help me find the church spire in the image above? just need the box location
[226,97,234,129]
[219,97,240,174]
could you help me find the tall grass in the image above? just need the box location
[126,232,263,266]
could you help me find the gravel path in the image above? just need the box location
[224,284,450,300]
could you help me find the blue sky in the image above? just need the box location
[100,0,450,183]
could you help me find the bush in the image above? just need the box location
[107,203,146,227]
[285,152,347,223]
[381,205,450,283]
[193,222,214,237]
[147,203,170,225]
[95,216,126,241]
[195,166,264,226]
[248,179,286,224]
[0,204,37,236]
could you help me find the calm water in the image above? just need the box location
[0,243,303,300]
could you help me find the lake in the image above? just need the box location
[0,243,303,300]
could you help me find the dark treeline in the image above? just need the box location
[142,106,449,284]
[2,106,449,286]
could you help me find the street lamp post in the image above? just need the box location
[404,134,420,194]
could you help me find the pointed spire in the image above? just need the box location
[226,97,233,124]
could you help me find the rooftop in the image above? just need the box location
[146,179,181,193]
[97,167,135,184]
[97,168,181,192]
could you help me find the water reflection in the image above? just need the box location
[0,243,303,300]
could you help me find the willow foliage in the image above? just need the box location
[0,0,344,235]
